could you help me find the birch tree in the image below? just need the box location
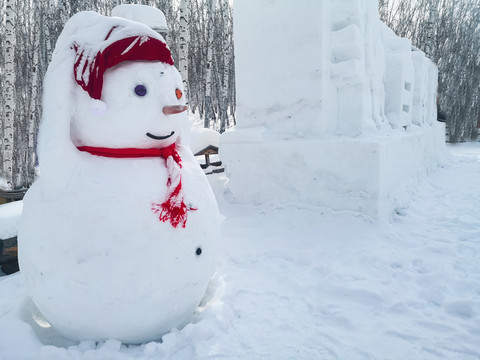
[219,0,232,133]
[178,0,190,105]
[2,0,17,189]
[27,0,42,180]
[203,0,216,129]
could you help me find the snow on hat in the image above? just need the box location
[72,26,174,100]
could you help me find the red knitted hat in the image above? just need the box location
[73,28,174,100]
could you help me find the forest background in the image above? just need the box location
[1,0,479,190]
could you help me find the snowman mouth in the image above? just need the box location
[146,131,175,140]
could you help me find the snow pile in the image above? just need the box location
[221,0,445,220]
[0,201,23,239]
[0,178,8,191]
[111,4,168,34]
[189,114,220,154]
[190,127,220,154]
[1,143,480,359]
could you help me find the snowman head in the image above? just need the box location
[37,12,192,198]
[70,25,187,149]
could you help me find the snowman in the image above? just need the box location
[18,11,220,343]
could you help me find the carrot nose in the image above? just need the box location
[163,105,188,116]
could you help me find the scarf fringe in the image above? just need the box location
[152,198,188,228]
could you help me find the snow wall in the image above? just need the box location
[220,0,446,219]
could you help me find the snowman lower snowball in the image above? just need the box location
[18,11,220,343]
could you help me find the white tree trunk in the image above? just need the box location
[179,0,190,106]
[43,4,53,66]
[425,0,437,59]
[220,0,231,133]
[2,0,16,189]
[204,0,216,128]
[27,1,41,181]
[59,0,71,26]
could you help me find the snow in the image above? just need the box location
[111,4,169,33]
[189,114,220,160]
[190,127,220,155]
[1,143,480,359]
[0,178,8,191]
[0,201,23,239]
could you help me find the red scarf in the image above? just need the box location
[77,143,193,228]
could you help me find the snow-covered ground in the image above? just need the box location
[1,142,480,360]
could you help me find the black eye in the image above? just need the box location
[134,84,147,97]
[196,247,202,256]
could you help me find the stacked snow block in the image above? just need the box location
[411,49,438,127]
[330,24,367,135]
[330,0,372,135]
[411,50,429,126]
[221,0,445,220]
[427,62,439,125]
[383,29,415,129]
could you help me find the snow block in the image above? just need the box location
[411,50,428,126]
[336,83,369,135]
[330,0,364,31]
[331,25,363,63]
[366,19,388,128]
[221,122,446,220]
[384,52,414,128]
[331,59,365,88]
[426,64,439,125]
[233,0,335,136]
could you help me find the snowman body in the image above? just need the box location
[20,150,219,343]
[18,13,220,343]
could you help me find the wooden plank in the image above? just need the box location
[0,237,18,265]
[1,260,19,275]
[205,168,225,175]
[194,145,219,157]
[0,188,27,203]
[0,237,19,275]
